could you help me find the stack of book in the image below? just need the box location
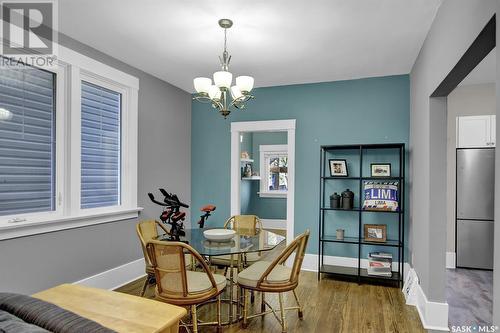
[367,252,392,277]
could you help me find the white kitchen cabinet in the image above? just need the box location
[457,115,496,148]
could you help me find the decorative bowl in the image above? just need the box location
[203,229,236,242]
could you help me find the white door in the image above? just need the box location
[490,115,496,147]
[457,116,491,148]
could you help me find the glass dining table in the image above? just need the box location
[156,227,285,323]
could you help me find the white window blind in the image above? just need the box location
[81,81,121,209]
[0,64,56,216]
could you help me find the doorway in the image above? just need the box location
[230,119,296,244]
[429,16,496,328]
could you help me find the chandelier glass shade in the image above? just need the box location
[193,19,255,118]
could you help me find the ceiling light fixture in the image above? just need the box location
[193,19,255,118]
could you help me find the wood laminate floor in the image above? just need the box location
[117,272,424,333]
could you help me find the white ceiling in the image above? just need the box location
[59,0,442,92]
[459,48,496,86]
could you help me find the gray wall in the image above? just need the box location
[410,0,496,304]
[494,0,500,323]
[446,83,496,253]
[0,34,191,294]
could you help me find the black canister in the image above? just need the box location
[341,189,354,210]
[330,192,341,208]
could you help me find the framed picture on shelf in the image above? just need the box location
[371,163,391,177]
[329,159,348,177]
[364,224,387,243]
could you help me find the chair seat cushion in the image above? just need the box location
[186,271,226,294]
[210,252,261,266]
[237,261,291,288]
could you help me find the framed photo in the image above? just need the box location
[329,159,348,177]
[364,224,387,243]
[371,163,391,177]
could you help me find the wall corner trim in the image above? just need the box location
[446,252,456,269]
[414,281,450,331]
[73,258,145,291]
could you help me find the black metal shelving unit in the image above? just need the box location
[318,143,405,286]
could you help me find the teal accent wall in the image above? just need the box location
[191,75,410,258]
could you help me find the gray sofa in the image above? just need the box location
[0,293,115,333]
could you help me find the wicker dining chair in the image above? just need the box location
[237,230,310,333]
[136,220,172,297]
[210,215,263,269]
[147,240,225,333]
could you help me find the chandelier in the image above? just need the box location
[193,19,255,118]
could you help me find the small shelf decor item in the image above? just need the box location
[364,224,387,243]
[371,163,391,177]
[329,159,348,177]
[363,181,399,211]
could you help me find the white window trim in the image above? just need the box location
[0,44,141,240]
[259,144,288,198]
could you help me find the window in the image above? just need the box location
[0,45,139,240]
[259,145,288,198]
[0,63,56,216]
[81,81,121,209]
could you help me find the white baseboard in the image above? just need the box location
[414,281,449,331]
[261,219,286,230]
[73,258,146,290]
[302,253,407,273]
[446,252,456,269]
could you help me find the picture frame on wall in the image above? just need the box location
[371,163,391,177]
[364,224,387,243]
[329,159,348,177]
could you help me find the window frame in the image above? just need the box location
[0,44,140,240]
[259,144,288,198]
[0,62,68,224]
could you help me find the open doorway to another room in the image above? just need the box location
[445,48,496,328]
[230,119,296,247]
[240,131,288,240]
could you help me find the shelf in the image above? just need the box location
[240,158,254,163]
[241,176,261,180]
[320,265,401,283]
[321,207,402,214]
[322,143,405,150]
[321,207,361,212]
[321,236,359,244]
[361,209,402,214]
[360,269,401,282]
[361,239,401,247]
[319,264,358,277]
[321,176,360,180]
[321,176,402,181]
[319,143,405,285]
[321,235,401,247]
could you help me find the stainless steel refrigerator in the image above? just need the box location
[456,148,495,269]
